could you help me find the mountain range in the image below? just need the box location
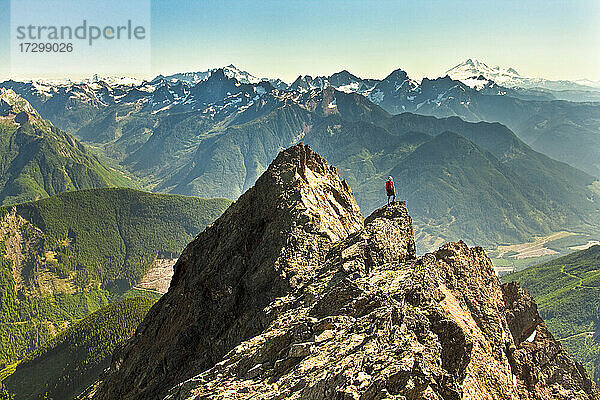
[0,68,599,251]
[0,59,599,399]
[3,60,599,180]
[367,72,600,178]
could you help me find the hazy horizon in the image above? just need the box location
[3,58,598,85]
[0,0,599,82]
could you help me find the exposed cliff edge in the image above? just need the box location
[87,143,599,400]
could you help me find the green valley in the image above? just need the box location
[0,188,230,393]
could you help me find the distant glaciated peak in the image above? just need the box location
[445,58,599,91]
[507,67,520,75]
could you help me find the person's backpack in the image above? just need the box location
[386,180,394,191]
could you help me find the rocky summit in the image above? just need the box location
[88,144,599,400]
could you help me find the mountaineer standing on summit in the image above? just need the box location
[386,176,395,205]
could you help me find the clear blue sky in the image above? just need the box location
[1,0,598,82]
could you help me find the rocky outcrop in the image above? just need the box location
[0,208,44,292]
[90,143,364,399]
[503,283,597,399]
[89,144,599,400]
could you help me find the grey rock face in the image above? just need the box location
[503,283,598,399]
[90,143,364,400]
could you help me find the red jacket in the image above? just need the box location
[386,180,394,191]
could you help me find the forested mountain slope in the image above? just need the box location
[0,188,230,369]
[0,89,134,206]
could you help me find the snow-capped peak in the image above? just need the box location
[506,67,520,76]
[158,65,283,86]
[446,59,521,87]
[575,79,600,89]
[446,58,600,92]
[223,65,261,84]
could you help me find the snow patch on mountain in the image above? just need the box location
[460,76,492,90]
[368,89,384,104]
[159,65,286,88]
[446,59,600,92]
[446,59,523,88]
[575,79,600,88]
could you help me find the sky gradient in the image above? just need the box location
[1,0,599,82]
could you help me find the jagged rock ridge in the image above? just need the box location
[89,144,599,400]
[88,143,364,399]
